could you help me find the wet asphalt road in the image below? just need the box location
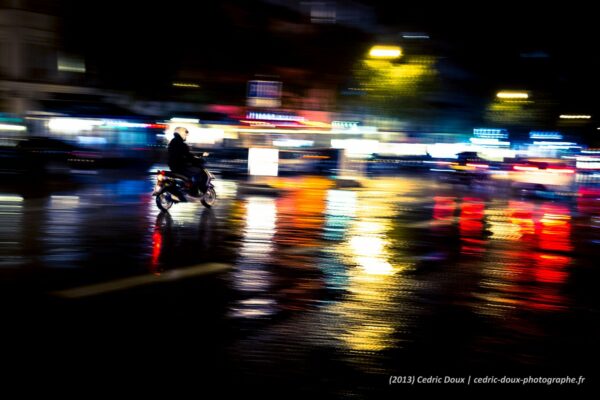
[1,168,599,396]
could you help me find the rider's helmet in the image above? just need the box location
[174,127,189,141]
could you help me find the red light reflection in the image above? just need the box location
[459,197,485,255]
[151,230,163,274]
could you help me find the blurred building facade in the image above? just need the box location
[0,0,99,115]
[0,0,596,147]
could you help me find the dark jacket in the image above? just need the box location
[168,133,193,173]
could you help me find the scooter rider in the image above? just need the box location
[167,127,208,195]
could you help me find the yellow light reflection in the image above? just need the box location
[356,257,394,275]
[486,207,522,241]
[342,325,395,352]
[241,197,276,257]
[232,197,277,300]
[350,231,384,256]
[328,178,416,352]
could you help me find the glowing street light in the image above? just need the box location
[172,82,200,88]
[368,45,402,59]
[559,114,591,119]
[496,91,529,99]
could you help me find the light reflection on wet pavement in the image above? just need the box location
[1,170,598,395]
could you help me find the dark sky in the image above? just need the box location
[61,1,203,88]
[62,1,599,59]
[370,0,598,70]
[59,0,599,104]
[373,0,600,105]
[61,0,368,90]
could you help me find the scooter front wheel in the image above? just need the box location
[156,192,174,212]
[201,187,217,208]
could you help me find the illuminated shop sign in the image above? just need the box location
[331,120,360,130]
[473,128,508,139]
[246,112,305,122]
[529,131,563,140]
[247,80,282,108]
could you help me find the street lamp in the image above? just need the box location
[368,45,402,59]
[559,114,591,119]
[496,91,529,99]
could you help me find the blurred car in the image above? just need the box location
[446,151,490,183]
[278,149,337,175]
[18,136,78,165]
[202,147,248,176]
[12,137,79,175]
[0,136,106,175]
[509,158,576,193]
[367,154,433,174]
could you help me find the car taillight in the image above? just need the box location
[513,165,539,171]
[548,167,575,174]
[466,163,489,169]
